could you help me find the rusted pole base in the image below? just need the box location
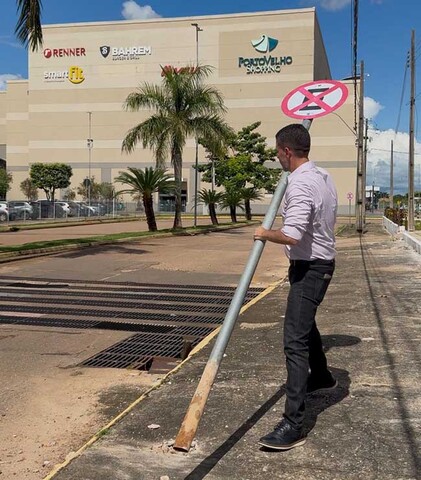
[174,360,218,451]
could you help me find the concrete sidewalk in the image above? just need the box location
[51,224,420,480]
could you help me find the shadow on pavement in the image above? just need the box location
[184,386,286,480]
[56,244,151,258]
[322,334,362,351]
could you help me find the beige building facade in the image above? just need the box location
[0,8,357,214]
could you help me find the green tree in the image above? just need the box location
[221,188,244,223]
[199,122,281,199]
[197,188,223,225]
[241,187,263,220]
[29,163,72,201]
[0,170,13,200]
[20,177,38,201]
[122,65,233,229]
[115,167,175,232]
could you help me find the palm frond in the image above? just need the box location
[15,0,43,51]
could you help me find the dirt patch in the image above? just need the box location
[0,326,161,480]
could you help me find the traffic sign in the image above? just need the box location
[347,192,354,200]
[281,80,348,119]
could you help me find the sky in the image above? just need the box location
[0,0,420,193]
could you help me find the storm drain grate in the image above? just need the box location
[0,315,181,333]
[0,288,241,306]
[80,352,153,370]
[0,305,225,323]
[0,315,99,329]
[1,276,265,294]
[1,295,229,314]
[79,332,204,370]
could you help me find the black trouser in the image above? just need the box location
[283,259,335,429]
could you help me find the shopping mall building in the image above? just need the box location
[0,8,357,214]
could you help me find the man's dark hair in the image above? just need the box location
[275,124,311,158]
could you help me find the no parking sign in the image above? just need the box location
[281,80,348,119]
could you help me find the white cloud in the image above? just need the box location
[318,0,351,11]
[364,97,384,120]
[367,128,421,194]
[0,36,23,49]
[0,74,22,90]
[121,1,161,20]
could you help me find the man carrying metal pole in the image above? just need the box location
[174,120,311,452]
[254,124,338,450]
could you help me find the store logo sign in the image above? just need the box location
[100,45,152,61]
[100,46,110,58]
[68,66,85,84]
[43,66,85,84]
[251,35,278,53]
[238,35,292,75]
[43,47,86,59]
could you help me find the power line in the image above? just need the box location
[369,148,421,156]
[394,52,409,134]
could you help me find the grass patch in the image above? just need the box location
[0,221,255,255]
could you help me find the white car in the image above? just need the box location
[55,201,72,216]
[0,202,9,222]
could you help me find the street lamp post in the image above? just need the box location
[87,112,93,212]
[191,22,202,227]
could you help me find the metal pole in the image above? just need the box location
[191,23,202,228]
[174,119,313,452]
[356,61,365,232]
[408,30,415,231]
[87,112,93,216]
[390,140,394,208]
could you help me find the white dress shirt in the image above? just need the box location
[281,161,337,261]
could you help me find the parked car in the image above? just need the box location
[34,200,67,219]
[68,201,95,217]
[7,201,34,220]
[0,202,9,222]
[55,201,71,216]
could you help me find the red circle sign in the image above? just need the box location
[347,192,354,200]
[281,80,348,120]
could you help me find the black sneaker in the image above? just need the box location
[307,374,338,394]
[258,419,306,450]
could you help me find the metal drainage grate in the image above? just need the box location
[81,352,153,370]
[1,295,229,314]
[1,275,265,293]
[79,332,205,370]
[0,305,224,324]
[0,288,240,306]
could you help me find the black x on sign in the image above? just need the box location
[281,80,348,119]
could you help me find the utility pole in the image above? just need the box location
[363,117,368,209]
[191,23,202,227]
[87,111,93,212]
[408,30,415,231]
[390,140,394,208]
[356,60,365,232]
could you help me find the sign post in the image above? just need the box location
[347,192,354,224]
[174,80,348,453]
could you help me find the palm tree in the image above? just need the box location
[197,188,223,225]
[115,167,175,232]
[241,187,263,220]
[15,0,43,51]
[221,188,244,223]
[122,65,233,230]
